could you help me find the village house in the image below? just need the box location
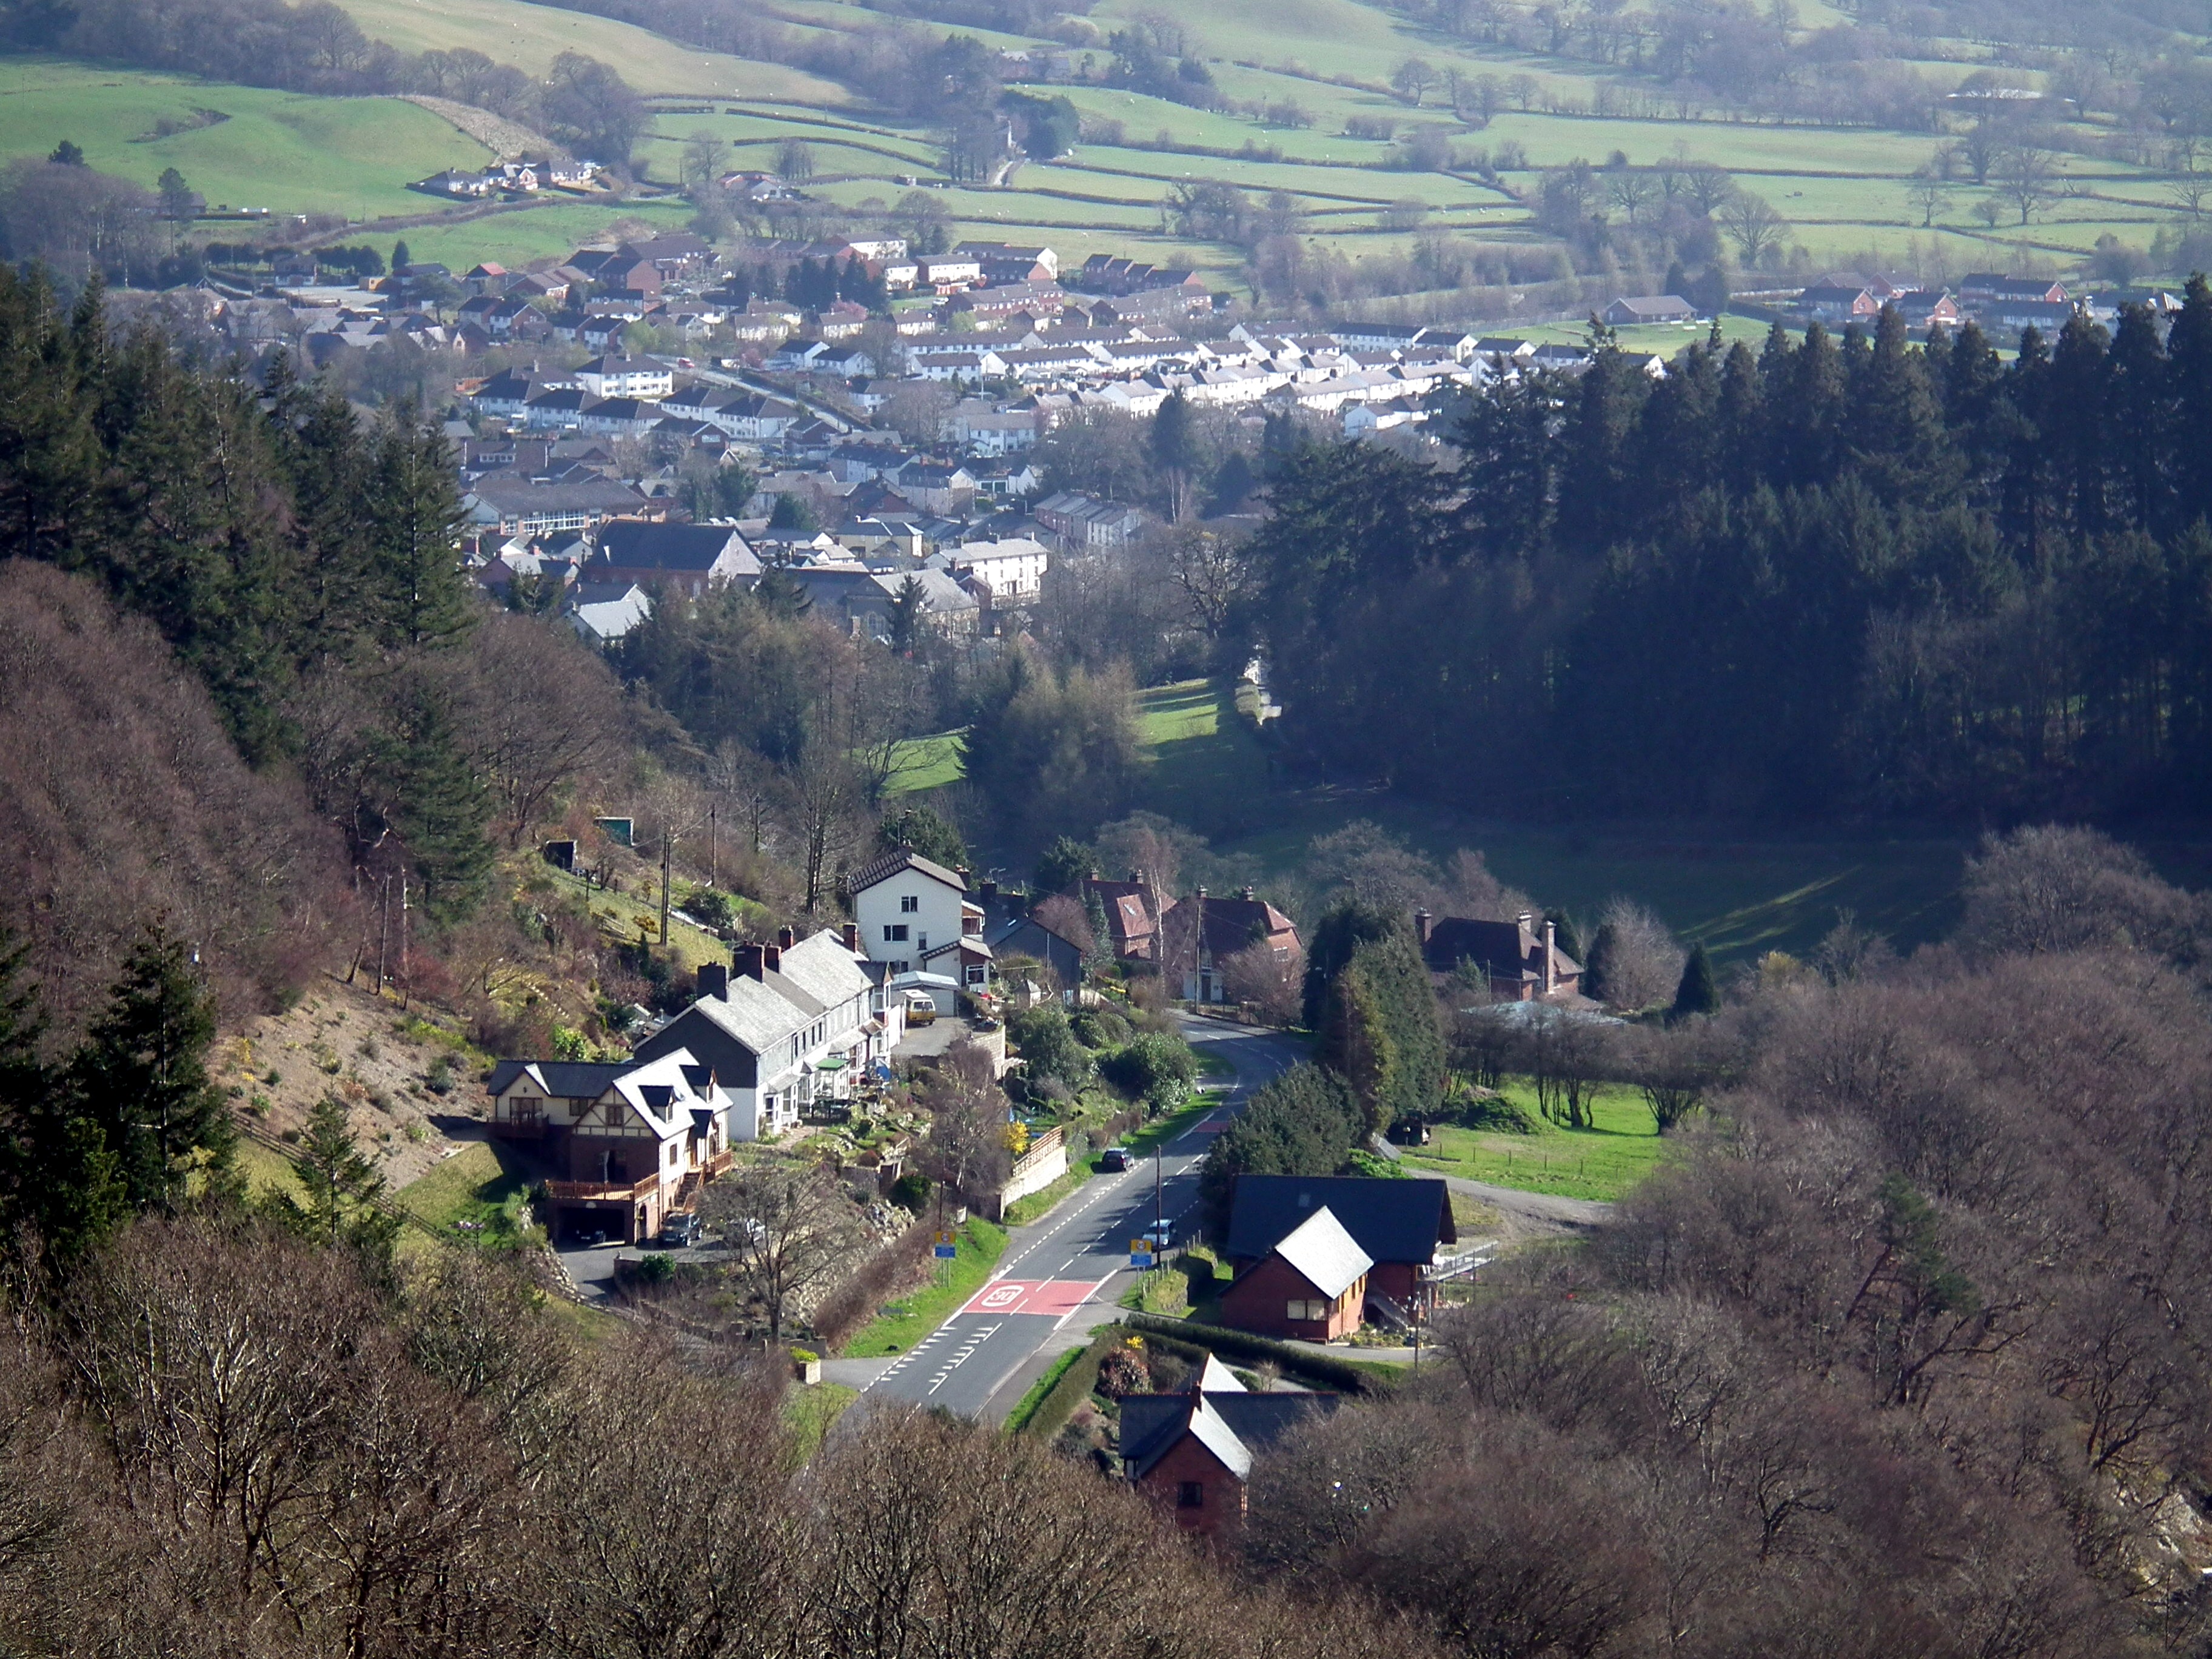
[1217,1205,1372,1341]
[849,848,991,1007]
[1224,1175,1456,1318]
[463,475,648,538]
[630,928,885,1141]
[1033,490,1144,551]
[937,536,1048,623]
[484,1049,732,1245]
[1082,874,1160,960]
[588,520,759,595]
[1158,887,1299,1004]
[956,241,1060,283]
[1121,1358,1341,1538]
[1603,293,1699,326]
[1415,909,1581,1000]
[575,354,672,400]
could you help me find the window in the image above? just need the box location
[666,1143,678,1167]
[900,894,920,913]
[1287,1299,1328,1322]
[884,923,909,942]
[1176,1481,1204,1509]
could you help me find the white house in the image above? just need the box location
[631,929,882,1140]
[940,537,1049,608]
[575,354,674,400]
[850,848,990,1007]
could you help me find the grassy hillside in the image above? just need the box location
[333,0,848,99]
[0,58,494,220]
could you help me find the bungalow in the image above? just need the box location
[1224,1174,1456,1315]
[1415,908,1581,1001]
[1603,293,1698,326]
[484,1050,732,1244]
[1217,1205,1372,1341]
[589,519,760,595]
[1121,1359,1341,1538]
[630,930,883,1140]
[1157,887,1299,1005]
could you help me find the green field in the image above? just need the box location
[1401,1079,1667,1202]
[0,58,493,220]
[334,0,846,99]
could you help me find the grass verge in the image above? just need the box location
[1002,1165,1090,1227]
[836,1217,1006,1358]
[785,1381,859,1461]
[1401,1079,1666,1202]
[1002,1346,1085,1433]
[1017,1326,1122,1440]
[1117,1089,1224,1158]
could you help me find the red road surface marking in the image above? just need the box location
[1191,1113,1233,1134]
[960,1279,1102,1316]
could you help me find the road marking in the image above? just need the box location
[957,1278,1102,1317]
[924,1322,1001,1395]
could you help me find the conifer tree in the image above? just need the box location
[388,680,495,927]
[1670,943,1721,1023]
[279,1094,401,1270]
[72,923,232,1213]
[365,401,472,651]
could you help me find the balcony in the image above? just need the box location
[545,1174,659,1202]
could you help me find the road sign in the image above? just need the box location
[933,1244,957,1259]
[1130,1252,1155,1270]
[936,1230,956,1245]
[1130,1238,1150,1255]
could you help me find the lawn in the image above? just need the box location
[390,1138,538,1250]
[883,730,967,796]
[392,198,697,270]
[784,1379,859,1460]
[837,1216,1007,1356]
[1401,1079,1667,1202]
[0,58,492,221]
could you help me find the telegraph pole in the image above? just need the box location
[1154,1143,1164,1247]
[707,803,717,890]
[660,827,674,947]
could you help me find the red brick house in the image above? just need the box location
[1218,1205,1371,1341]
[1416,909,1580,1001]
[1159,886,1299,1004]
[1081,873,1159,960]
[1225,1174,1455,1316]
[1121,1358,1340,1537]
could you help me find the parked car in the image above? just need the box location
[904,990,939,1026]
[1141,1220,1174,1252]
[1099,1147,1132,1171]
[660,1213,702,1248]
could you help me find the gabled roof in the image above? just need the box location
[1190,1354,1245,1393]
[486,1059,629,1098]
[676,971,822,1057]
[1269,1205,1373,1299]
[773,930,873,1010]
[1227,1175,1455,1268]
[1121,1390,1338,1480]
[850,847,966,895]
[594,520,757,575]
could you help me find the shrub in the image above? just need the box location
[1100,1031,1198,1110]
[1070,1004,1133,1050]
[1008,1005,1092,1090]
[635,1253,675,1284]
[888,1170,930,1212]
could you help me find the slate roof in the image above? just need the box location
[1120,1390,1340,1480]
[771,930,873,1011]
[1270,1206,1373,1298]
[1421,915,1581,985]
[1226,1175,1456,1268]
[485,1059,628,1098]
[850,847,966,894]
[594,521,759,576]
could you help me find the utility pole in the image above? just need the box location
[398,869,410,1007]
[707,802,717,890]
[660,826,674,947]
[1154,1142,1164,1248]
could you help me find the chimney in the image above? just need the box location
[697,962,729,1001]
[1195,885,1207,900]
[1543,919,1557,996]
[736,942,766,981]
[776,924,796,951]
[841,920,860,953]
[763,942,783,975]
[1415,908,1432,945]
[956,866,972,892]
[979,879,997,903]
[1241,885,1255,902]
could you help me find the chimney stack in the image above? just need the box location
[697,962,729,1001]
[736,942,766,981]
[1414,908,1432,945]
[776,925,796,950]
[956,866,972,892]
[841,920,860,953]
[763,942,783,975]
[1241,885,1255,902]
[979,879,997,903]
[1543,919,1557,996]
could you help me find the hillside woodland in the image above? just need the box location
[1244,289,2212,820]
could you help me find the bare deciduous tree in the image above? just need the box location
[703,1165,867,1340]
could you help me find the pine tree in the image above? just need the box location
[1670,943,1720,1022]
[888,573,925,652]
[280,1094,401,1269]
[1582,922,1618,1004]
[389,680,495,927]
[72,923,232,1213]
[365,401,472,651]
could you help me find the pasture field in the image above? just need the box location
[0,58,492,220]
[1400,1080,1669,1203]
[334,0,847,99]
[390,196,695,269]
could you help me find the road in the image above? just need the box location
[860,1015,1304,1419]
